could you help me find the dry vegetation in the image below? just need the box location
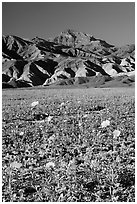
[2,87,135,202]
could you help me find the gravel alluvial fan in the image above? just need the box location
[2,29,135,88]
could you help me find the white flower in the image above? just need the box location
[116,155,121,162]
[19,131,24,136]
[92,129,95,133]
[38,120,45,123]
[48,135,55,143]
[39,125,43,129]
[63,119,68,122]
[90,160,99,168]
[78,121,82,127]
[83,114,88,118]
[113,130,121,138]
[31,101,39,107]
[60,161,67,168]
[47,116,53,122]
[10,161,22,169]
[39,149,45,157]
[101,120,110,128]
[67,158,76,173]
[59,102,65,107]
[46,161,55,168]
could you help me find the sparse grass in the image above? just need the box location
[2,87,135,202]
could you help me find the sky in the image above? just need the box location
[2,2,135,46]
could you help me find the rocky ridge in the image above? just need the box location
[2,29,135,88]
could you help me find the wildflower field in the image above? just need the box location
[2,87,135,202]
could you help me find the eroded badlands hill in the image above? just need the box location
[2,29,135,88]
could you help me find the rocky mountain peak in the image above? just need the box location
[52,29,96,47]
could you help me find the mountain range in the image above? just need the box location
[2,29,135,88]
